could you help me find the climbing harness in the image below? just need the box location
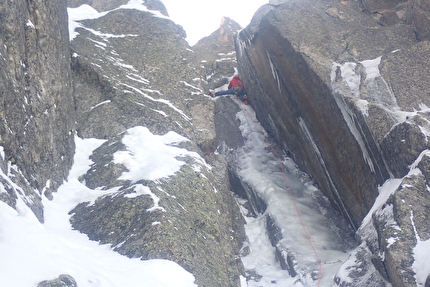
[239,100,323,287]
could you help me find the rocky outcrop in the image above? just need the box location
[237,0,430,285]
[0,0,75,221]
[193,17,242,94]
[68,3,245,286]
[69,130,245,287]
[71,8,194,139]
[67,0,169,15]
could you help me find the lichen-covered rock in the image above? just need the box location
[412,0,430,41]
[70,130,245,287]
[379,41,430,111]
[418,153,430,183]
[69,3,245,286]
[368,174,430,287]
[386,175,428,286]
[334,243,391,287]
[358,0,407,13]
[0,154,44,222]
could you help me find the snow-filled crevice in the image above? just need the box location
[361,57,399,112]
[227,99,356,287]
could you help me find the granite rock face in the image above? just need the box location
[1,0,245,285]
[357,0,430,41]
[68,3,245,286]
[271,0,430,40]
[236,0,430,285]
[69,130,245,287]
[2,0,429,286]
[0,0,75,222]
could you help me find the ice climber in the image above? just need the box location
[209,75,248,105]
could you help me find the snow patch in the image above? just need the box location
[339,62,360,97]
[359,178,402,231]
[124,184,166,212]
[122,83,191,121]
[26,20,35,29]
[411,210,430,285]
[114,126,208,182]
[181,81,202,92]
[90,100,111,110]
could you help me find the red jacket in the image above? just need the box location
[228,75,244,89]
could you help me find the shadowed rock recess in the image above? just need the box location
[1,0,429,286]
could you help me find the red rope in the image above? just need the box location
[241,102,323,286]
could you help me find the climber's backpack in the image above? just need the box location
[233,85,243,95]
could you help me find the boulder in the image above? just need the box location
[386,174,430,287]
[412,0,430,40]
[37,274,77,287]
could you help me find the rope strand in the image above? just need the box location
[241,101,323,286]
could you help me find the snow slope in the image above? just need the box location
[0,134,197,286]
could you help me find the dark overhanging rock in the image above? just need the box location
[379,174,430,287]
[237,14,388,229]
[236,0,430,285]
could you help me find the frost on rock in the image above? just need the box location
[331,63,375,172]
